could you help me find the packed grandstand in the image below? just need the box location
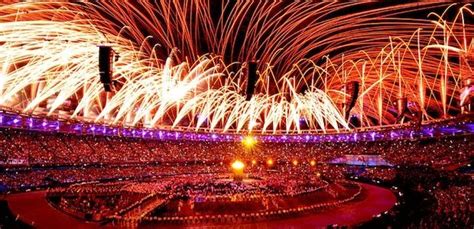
[1,112,472,228]
[0,1,473,229]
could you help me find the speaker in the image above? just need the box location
[245,61,258,101]
[98,45,113,92]
[344,81,359,119]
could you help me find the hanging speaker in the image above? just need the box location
[98,45,113,92]
[344,81,360,119]
[245,61,258,101]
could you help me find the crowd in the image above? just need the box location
[0,128,240,166]
[140,180,362,226]
[409,169,473,228]
[47,182,148,221]
[424,185,473,228]
[356,167,397,183]
[43,170,361,226]
[0,126,472,192]
[0,125,472,227]
[0,165,227,192]
[0,128,472,169]
[358,165,473,229]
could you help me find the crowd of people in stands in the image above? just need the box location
[0,128,239,166]
[0,126,472,227]
[408,168,472,229]
[357,165,472,229]
[1,164,229,192]
[356,167,397,183]
[426,185,472,228]
[0,127,472,168]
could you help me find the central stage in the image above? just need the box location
[7,182,396,228]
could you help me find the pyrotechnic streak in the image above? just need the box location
[0,2,472,134]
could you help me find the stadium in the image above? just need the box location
[0,1,472,228]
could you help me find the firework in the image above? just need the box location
[0,2,472,134]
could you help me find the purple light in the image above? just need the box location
[0,110,470,144]
[27,118,33,127]
[370,132,376,141]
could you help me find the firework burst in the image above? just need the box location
[0,2,472,134]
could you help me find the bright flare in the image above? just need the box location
[267,159,274,166]
[231,160,245,171]
[242,136,257,148]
